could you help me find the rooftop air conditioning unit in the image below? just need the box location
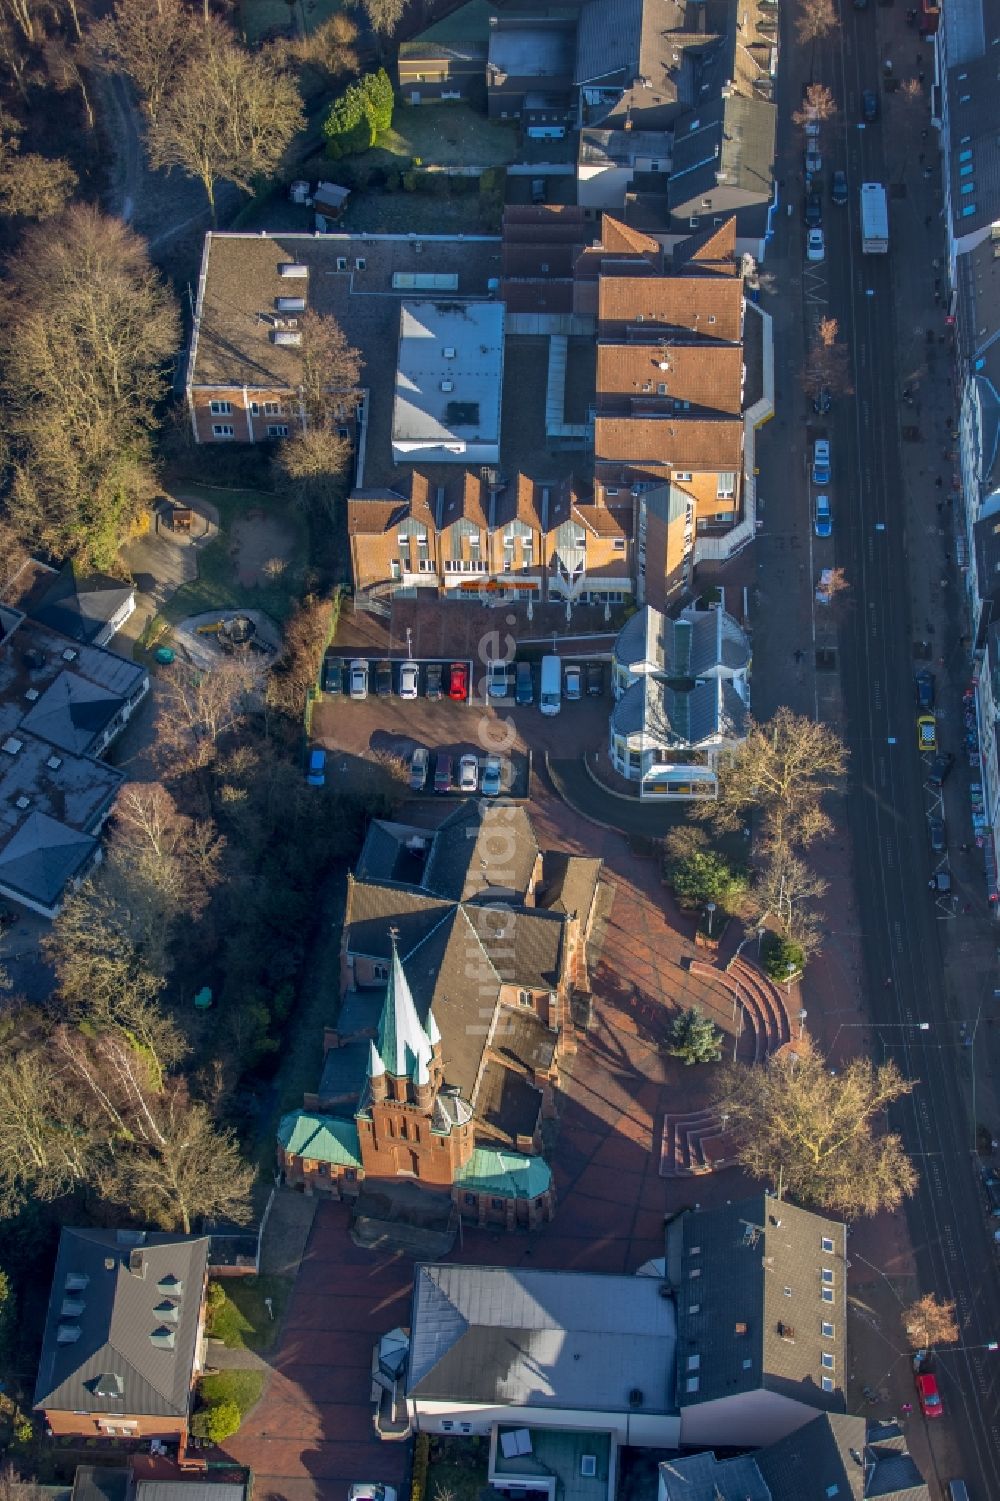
[46,755,62,770]
[24,687,39,701]
[279,262,309,278]
[56,1324,82,1344]
[1,737,23,755]
[15,796,30,810]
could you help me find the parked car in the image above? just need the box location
[862,89,879,122]
[564,664,583,701]
[915,669,936,709]
[807,227,825,262]
[530,178,547,204]
[928,816,946,854]
[487,659,509,699]
[348,1486,397,1501]
[375,660,393,697]
[812,386,832,415]
[812,439,831,486]
[915,1371,943,1419]
[814,494,832,538]
[459,752,478,792]
[927,751,955,787]
[398,660,419,699]
[982,1166,1000,1216]
[306,748,326,787]
[804,191,822,227]
[805,148,822,176]
[449,661,468,702]
[349,659,368,700]
[322,655,342,694]
[831,169,848,205]
[515,660,533,706]
[409,746,429,792]
[928,869,952,894]
[917,714,937,753]
[425,662,443,701]
[434,753,453,793]
[481,756,502,797]
[586,662,604,697]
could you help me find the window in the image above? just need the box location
[717,472,736,497]
[822,1287,834,1304]
[689,1245,701,1256]
[821,1236,834,1253]
[212,424,235,438]
[336,257,347,271]
[250,402,261,415]
[518,990,533,1007]
[962,204,979,217]
[464,1192,476,1206]
[674,471,692,482]
[355,257,366,271]
[459,1423,472,1435]
[491,1197,504,1209]
[210,400,232,415]
[686,1353,700,1371]
[689,1267,701,1279]
[318,1162,328,1176]
[822,1321,834,1338]
[657,382,667,395]
[962,182,976,194]
[344,1169,357,1182]
[821,1352,835,1369]
[821,1375,835,1392]
[685,1376,699,1393]
[373,963,388,982]
[714,511,730,521]
[822,1268,834,1284]
[613,538,626,551]
[441,1420,455,1432]
[267,424,289,438]
[689,1302,700,1314]
[688,217,700,228]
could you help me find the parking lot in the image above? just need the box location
[311,651,612,794]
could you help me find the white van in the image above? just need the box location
[540,655,562,716]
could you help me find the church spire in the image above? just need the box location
[376,930,433,1079]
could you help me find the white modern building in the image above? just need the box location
[391,299,506,466]
[609,602,751,799]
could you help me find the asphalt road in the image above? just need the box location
[775,6,1000,1496]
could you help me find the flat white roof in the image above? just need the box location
[392,299,505,447]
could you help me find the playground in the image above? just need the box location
[173,608,283,670]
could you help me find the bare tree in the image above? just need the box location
[803,315,853,401]
[155,657,262,773]
[713,1041,917,1218]
[118,1085,255,1233]
[0,1046,94,1214]
[0,108,76,218]
[91,0,196,122]
[793,81,837,130]
[700,707,848,852]
[284,10,359,80]
[272,424,352,517]
[903,1293,960,1350]
[43,34,94,128]
[0,206,179,569]
[356,0,410,38]
[749,848,828,959]
[299,308,363,422]
[795,0,837,51]
[148,35,304,222]
[267,593,338,715]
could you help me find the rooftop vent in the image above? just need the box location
[1,737,23,756]
[735,1321,748,1335]
[46,755,62,770]
[24,687,39,702]
[15,796,30,811]
[56,1324,82,1344]
[272,329,303,346]
[154,1299,180,1323]
[279,262,309,278]
[64,1273,90,1292]
[93,1373,124,1399]
[158,1275,183,1295]
[440,379,454,392]
[149,1326,176,1350]
[62,648,78,661]
[104,1258,116,1272]
[443,346,456,359]
[276,296,307,313]
[61,1298,86,1318]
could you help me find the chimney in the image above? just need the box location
[128,1249,145,1278]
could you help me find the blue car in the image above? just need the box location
[307,747,326,786]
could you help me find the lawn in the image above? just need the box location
[357,104,517,170]
[426,1436,490,1501]
[160,485,308,629]
[340,191,495,235]
[197,1369,265,1419]
[208,1274,291,1353]
[241,0,344,45]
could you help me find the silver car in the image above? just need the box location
[481,756,502,797]
[398,660,419,699]
[458,753,479,793]
[349,659,368,700]
[409,746,429,792]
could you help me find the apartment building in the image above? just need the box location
[934,0,1000,288]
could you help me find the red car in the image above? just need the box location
[915,1371,943,1419]
[448,661,468,701]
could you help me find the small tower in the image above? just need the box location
[367,1039,387,1103]
[413,1050,433,1111]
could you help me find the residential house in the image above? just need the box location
[487,15,577,129]
[574,0,694,133]
[500,206,590,316]
[578,130,671,211]
[26,562,136,648]
[0,603,147,916]
[609,601,751,797]
[399,1195,853,1471]
[277,800,604,1227]
[666,94,777,256]
[658,1414,928,1501]
[398,0,492,104]
[34,1230,209,1443]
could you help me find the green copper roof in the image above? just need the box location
[277,1110,362,1168]
[377,938,433,1080]
[455,1148,552,1201]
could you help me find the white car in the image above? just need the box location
[398,660,419,699]
[459,753,479,793]
[349,1488,397,1501]
[487,659,509,699]
[564,664,583,700]
[806,227,825,262]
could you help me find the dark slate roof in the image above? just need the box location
[490,1006,558,1073]
[669,95,776,209]
[423,801,539,902]
[34,1230,209,1419]
[465,902,565,989]
[20,672,124,756]
[31,565,133,645]
[611,675,745,747]
[945,47,1000,236]
[408,1263,678,1411]
[0,811,96,909]
[335,989,382,1038]
[658,1453,769,1501]
[756,1413,928,1501]
[613,604,750,676]
[356,821,410,882]
[575,0,642,85]
[674,1196,847,1414]
[71,1469,129,1501]
[474,1059,544,1143]
[136,1486,247,1501]
[973,503,1000,608]
[344,877,452,959]
[537,852,602,922]
[406,906,500,1097]
[318,1038,370,1105]
[864,1420,930,1500]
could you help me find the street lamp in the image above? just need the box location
[797,1008,808,1039]
[705,901,717,938]
[405,626,413,659]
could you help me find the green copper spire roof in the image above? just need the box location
[377,932,434,1079]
